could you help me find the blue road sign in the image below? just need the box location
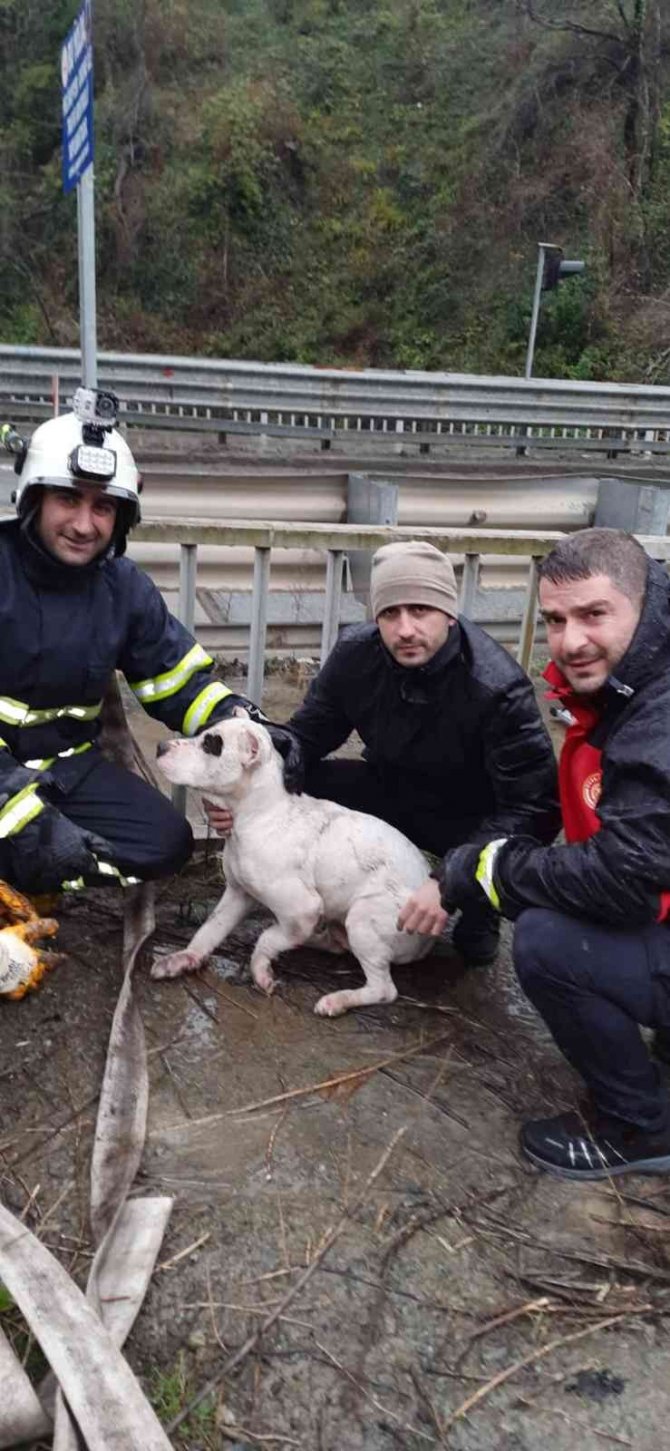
[61,0,94,194]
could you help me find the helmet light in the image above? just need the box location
[68,444,117,481]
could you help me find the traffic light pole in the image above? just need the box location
[525,243,548,380]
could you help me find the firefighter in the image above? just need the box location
[439,528,670,1179]
[0,393,300,935]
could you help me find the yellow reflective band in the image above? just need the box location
[96,861,141,886]
[129,644,213,706]
[474,838,507,912]
[0,785,44,839]
[0,696,102,728]
[62,864,141,892]
[24,742,94,771]
[182,682,233,737]
[0,739,7,750]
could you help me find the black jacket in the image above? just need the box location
[289,618,559,845]
[0,517,241,886]
[0,518,234,784]
[441,558,670,927]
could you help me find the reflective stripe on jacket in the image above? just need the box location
[0,519,233,795]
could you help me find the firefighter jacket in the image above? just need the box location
[0,519,234,844]
[440,557,670,928]
[289,618,560,845]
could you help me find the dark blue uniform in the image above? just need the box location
[0,519,235,890]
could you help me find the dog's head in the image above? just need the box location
[156,718,276,794]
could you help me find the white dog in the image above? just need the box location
[151,718,434,1016]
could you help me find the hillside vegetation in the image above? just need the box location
[1,0,669,380]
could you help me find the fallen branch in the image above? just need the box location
[382,1181,513,1263]
[157,1231,211,1272]
[227,1033,451,1115]
[167,1126,407,1433]
[442,1305,653,1431]
[201,968,259,1020]
[315,1339,436,1444]
[455,1296,551,1364]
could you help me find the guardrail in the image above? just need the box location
[2,345,670,455]
[134,518,670,702]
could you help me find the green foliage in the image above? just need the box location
[0,0,669,376]
[147,1354,217,1442]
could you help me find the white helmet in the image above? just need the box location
[13,408,141,548]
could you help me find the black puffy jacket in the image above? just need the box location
[0,519,237,855]
[440,558,670,928]
[289,618,559,845]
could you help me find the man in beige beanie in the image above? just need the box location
[281,538,559,966]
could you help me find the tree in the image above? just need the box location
[522,2,664,209]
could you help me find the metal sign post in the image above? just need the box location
[76,170,98,388]
[61,0,97,388]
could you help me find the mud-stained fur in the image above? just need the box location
[151,719,433,1016]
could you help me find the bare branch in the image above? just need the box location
[611,0,632,34]
[522,1,625,46]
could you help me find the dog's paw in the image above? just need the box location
[314,991,351,1018]
[250,962,277,995]
[151,949,203,980]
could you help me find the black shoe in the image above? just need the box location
[521,1110,670,1181]
[451,918,500,967]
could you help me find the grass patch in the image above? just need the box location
[0,1284,49,1384]
[148,1353,218,1444]
[0,1281,14,1314]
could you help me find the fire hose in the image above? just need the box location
[0,677,176,1449]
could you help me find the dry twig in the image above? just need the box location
[316,1340,436,1444]
[157,1231,211,1271]
[227,1034,451,1115]
[443,1305,653,1431]
[455,1296,552,1364]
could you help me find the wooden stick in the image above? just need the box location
[443,1306,653,1430]
[226,1034,451,1115]
[157,1231,211,1271]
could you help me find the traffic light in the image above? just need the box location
[541,245,586,291]
[525,242,588,380]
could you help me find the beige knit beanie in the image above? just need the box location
[370,541,458,619]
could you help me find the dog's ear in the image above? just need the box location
[238,726,263,769]
[232,705,250,720]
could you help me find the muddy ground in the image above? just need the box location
[1,677,670,1451]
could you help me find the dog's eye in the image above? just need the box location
[201,732,223,757]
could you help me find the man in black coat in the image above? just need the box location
[439,528,670,1180]
[0,404,301,916]
[288,540,560,965]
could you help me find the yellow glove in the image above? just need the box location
[0,882,62,1000]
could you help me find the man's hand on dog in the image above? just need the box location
[397,878,448,936]
[203,798,234,836]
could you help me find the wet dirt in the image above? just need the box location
[1,677,669,1450]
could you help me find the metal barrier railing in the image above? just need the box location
[133,518,670,698]
[3,345,670,452]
